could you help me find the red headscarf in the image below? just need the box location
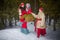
[39,7,43,11]
[19,2,24,7]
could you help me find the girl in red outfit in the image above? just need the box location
[18,2,26,27]
[31,7,46,38]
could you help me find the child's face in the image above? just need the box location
[21,5,24,8]
[39,9,42,12]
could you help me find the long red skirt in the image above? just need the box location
[37,28,46,38]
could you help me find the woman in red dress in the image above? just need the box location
[22,3,32,29]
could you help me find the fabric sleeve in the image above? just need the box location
[31,13,37,18]
[18,9,22,15]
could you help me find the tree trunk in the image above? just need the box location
[53,18,57,31]
[49,18,51,26]
[33,0,39,14]
[9,19,13,28]
[0,18,5,29]
[4,19,7,28]
[4,18,9,28]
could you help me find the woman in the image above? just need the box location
[22,3,32,27]
[31,7,46,38]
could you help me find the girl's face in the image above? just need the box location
[39,9,42,12]
[21,5,24,8]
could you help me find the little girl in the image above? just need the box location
[31,7,46,38]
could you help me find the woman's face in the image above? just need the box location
[26,4,30,8]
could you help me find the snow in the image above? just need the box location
[0,28,60,40]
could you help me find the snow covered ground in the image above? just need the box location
[0,28,60,40]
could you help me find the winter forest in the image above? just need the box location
[0,0,60,40]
